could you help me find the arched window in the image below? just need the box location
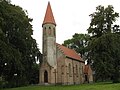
[82,66,83,74]
[85,75,88,81]
[53,27,56,36]
[69,63,71,76]
[49,26,51,29]
[76,65,78,76]
[61,65,64,75]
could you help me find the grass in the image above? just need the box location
[3,82,120,90]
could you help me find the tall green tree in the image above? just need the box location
[88,5,119,38]
[0,0,41,87]
[63,33,90,58]
[89,34,120,82]
[87,5,120,83]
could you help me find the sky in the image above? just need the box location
[11,0,120,52]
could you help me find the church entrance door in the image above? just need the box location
[44,70,48,83]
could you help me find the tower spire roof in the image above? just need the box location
[43,2,56,26]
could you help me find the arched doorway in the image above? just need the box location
[44,70,48,83]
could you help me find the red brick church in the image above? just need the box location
[39,2,93,85]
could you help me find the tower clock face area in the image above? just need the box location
[43,24,56,37]
[47,37,56,67]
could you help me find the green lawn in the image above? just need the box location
[4,82,120,90]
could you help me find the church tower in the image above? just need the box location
[40,2,57,84]
[42,2,56,67]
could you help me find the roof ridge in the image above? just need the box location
[56,43,82,61]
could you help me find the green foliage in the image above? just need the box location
[89,34,120,82]
[88,5,119,37]
[0,0,41,88]
[63,33,90,58]
[87,5,120,83]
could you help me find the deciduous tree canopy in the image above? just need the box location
[0,0,41,88]
[63,33,90,58]
[87,5,120,83]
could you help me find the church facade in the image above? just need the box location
[39,2,93,85]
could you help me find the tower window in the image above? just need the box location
[44,27,46,30]
[53,28,55,36]
[49,27,51,29]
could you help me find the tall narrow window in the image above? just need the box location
[82,66,83,74]
[61,65,64,75]
[76,65,78,76]
[53,27,55,36]
[49,26,51,29]
[69,63,71,76]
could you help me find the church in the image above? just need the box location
[39,2,93,85]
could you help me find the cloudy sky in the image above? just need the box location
[11,0,120,51]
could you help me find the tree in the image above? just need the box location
[89,34,120,82]
[88,5,119,38]
[87,5,120,83]
[0,0,41,87]
[63,33,90,58]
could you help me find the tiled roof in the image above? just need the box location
[56,43,82,61]
[43,2,56,26]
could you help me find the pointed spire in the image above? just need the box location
[42,2,56,26]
